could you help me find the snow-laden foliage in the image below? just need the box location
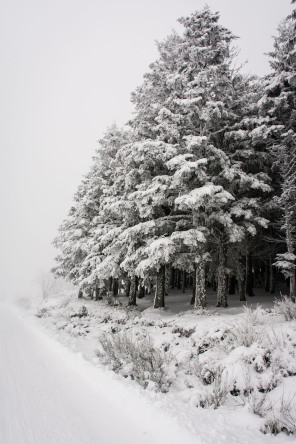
[53,4,295,311]
[272,295,296,320]
[256,3,296,300]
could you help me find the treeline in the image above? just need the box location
[53,4,296,308]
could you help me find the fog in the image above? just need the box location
[0,0,292,299]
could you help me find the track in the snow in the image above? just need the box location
[0,302,197,444]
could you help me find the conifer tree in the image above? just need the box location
[131,7,270,307]
[258,1,296,301]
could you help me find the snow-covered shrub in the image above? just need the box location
[261,396,296,435]
[36,307,49,318]
[244,391,272,417]
[106,293,121,306]
[198,372,229,409]
[97,330,174,392]
[172,325,195,337]
[224,306,264,349]
[70,305,88,318]
[190,306,296,401]
[273,296,296,321]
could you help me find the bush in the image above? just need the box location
[36,307,49,318]
[198,372,229,409]
[106,293,121,306]
[244,391,272,417]
[97,330,173,392]
[261,396,296,435]
[70,306,88,318]
[225,306,264,349]
[273,296,296,321]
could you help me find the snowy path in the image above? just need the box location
[0,302,198,444]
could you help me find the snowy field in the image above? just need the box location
[2,287,295,443]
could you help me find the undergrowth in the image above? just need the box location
[97,330,174,392]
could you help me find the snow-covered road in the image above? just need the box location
[0,302,198,444]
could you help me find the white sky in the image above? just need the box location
[0,0,292,299]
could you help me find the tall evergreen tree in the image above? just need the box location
[131,7,270,307]
[258,1,296,301]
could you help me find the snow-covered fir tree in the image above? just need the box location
[131,7,270,307]
[53,124,133,298]
[53,6,296,310]
[257,1,296,301]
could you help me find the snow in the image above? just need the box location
[175,183,234,210]
[5,285,296,443]
[137,237,176,274]
[171,228,207,245]
[0,302,198,444]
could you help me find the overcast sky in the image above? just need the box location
[0,0,292,299]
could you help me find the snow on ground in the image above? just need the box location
[0,302,198,444]
[3,286,296,443]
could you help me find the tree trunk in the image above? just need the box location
[194,262,206,308]
[170,267,175,289]
[154,265,165,308]
[182,270,186,294]
[112,278,118,296]
[108,277,113,293]
[190,264,196,305]
[269,256,275,294]
[238,278,246,301]
[264,259,270,292]
[126,279,131,298]
[138,285,145,299]
[228,276,236,295]
[78,289,83,299]
[128,275,137,306]
[177,270,181,289]
[246,253,254,296]
[95,285,102,301]
[285,203,296,302]
[217,244,228,307]
[165,264,170,296]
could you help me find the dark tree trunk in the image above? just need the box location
[112,278,118,296]
[182,270,186,294]
[246,253,254,297]
[165,265,170,296]
[228,276,236,295]
[190,264,197,305]
[135,276,139,293]
[238,254,246,301]
[126,279,131,298]
[239,278,246,301]
[154,265,165,308]
[128,276,137,306]
[108,277,113,293]
[177,270,181,289]
[138,285,145,299]
[170,267,175,289]
[78,289,83,299]
[285,203,296,302]
[264,259,270,292]
[269,256,275,294]
[95,285,102,301]
[217,243,228,307]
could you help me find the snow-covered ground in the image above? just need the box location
[0,302,199,444]
[2,288,296,443]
